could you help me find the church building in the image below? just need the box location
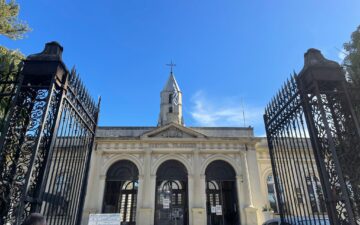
[82,71,277,225]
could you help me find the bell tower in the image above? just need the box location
[158,68,183,126]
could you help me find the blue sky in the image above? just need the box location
[1,0,360,135]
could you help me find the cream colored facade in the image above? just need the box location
[81,74,277,225]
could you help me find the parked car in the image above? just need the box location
[262,217,330,225]
[262,218,286,225]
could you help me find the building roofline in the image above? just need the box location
[97,126,254,130]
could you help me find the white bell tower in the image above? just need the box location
[158,64,183,126]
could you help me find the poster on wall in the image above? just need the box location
[88,214,121,225]
[211,206,216,213]
[215,205,222,215]
[163,198,170,209]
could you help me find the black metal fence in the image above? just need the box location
[0,42,100,225]
[264,49,360,225]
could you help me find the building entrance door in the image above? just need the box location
[205,161,240,225]
[154,160,188,225]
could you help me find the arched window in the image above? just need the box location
[208,181,219,190]
[103,160,139,224]
[267,174,279,213]
[49,172,71,216]
[306,175,326,213]
[206,180,221,209]
[169,94,173,104]
[159,180,183,191]
[158,180,184,206]
[205,160,235,181]
[55,172,71,195]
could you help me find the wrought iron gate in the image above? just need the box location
[0,42,100,225]
[264,49,360,225]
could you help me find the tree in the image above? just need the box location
[0,0,29,133]
[343,25,360,87]
[343,26,360,120]
[0,45,24,134]
[0,0,30,39]
[342,25,360,219]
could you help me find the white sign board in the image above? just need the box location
[215,205,222,215]
[163,198,170,209]
[211,206,216,213]
[88,214,121,225]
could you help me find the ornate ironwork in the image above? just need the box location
[0,42,100,225]
[264,48,360,225]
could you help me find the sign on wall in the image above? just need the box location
[215,205,222,216]
[163,198,170,209]
[88,214,121,225]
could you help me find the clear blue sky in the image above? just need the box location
[1,0,360,135]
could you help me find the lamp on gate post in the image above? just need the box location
[23,42,68,88]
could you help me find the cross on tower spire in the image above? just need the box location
[166,60,176,74]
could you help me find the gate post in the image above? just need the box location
[0,42,68,224]
[264,48,360,224]
[296,49,359,224]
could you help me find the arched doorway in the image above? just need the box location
[154,160,188,225]
[102,160,139,225]
[205,160,240,225]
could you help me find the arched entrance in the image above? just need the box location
[205,160,240,225]
[154,160,188,225]
[102,160,139,225]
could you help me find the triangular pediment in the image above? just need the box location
[141,123,206,139]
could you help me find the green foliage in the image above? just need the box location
[0,0,29,134]
[342,26,360,212]
[0,0,30,39]
[343,25,360,87]
[343,26,360,120]
[0,45,24,69]
[0,45,24,134]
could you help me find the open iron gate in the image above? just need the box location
[0,42,100,225]
[264,49,360,225]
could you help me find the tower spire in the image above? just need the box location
[166,60,176,74]
[158,66,183,126]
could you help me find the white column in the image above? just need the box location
[190,149,206,225]
[241,152,259,225]
[243,152,254,207]
[192,150,206,208]
[97,174,106,211]
[137,150,155,225]
[198,175,207,209]
[136,175,144,220]
[188,174,194,225]
[246,147,264,208]
[141,150,152,207]
[236,175,246,225]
